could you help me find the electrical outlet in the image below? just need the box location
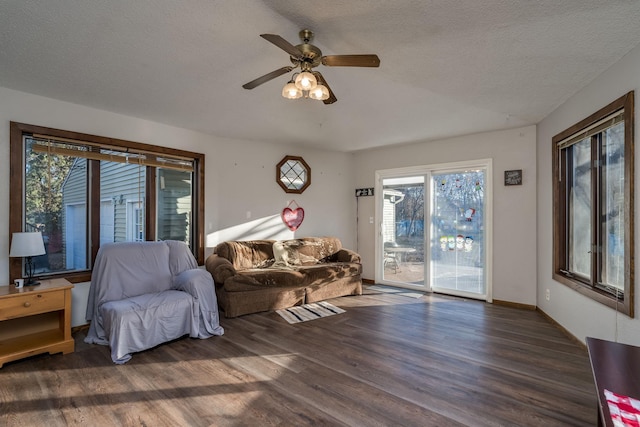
[545,289,550,301]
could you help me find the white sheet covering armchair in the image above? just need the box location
[85,240,224,364]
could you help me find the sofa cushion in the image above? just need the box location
[227,268,306,290]
[100,290,193,364]
[224,262,361,292]
[273,240,319,266]
[165,239,198,277]
[299,263,362,285]
[276,237,342,265]
[89,241,173,307]
[273,240,301,266]
[215,240,275,269]
[296,237,342,261]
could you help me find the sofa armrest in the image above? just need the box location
[333,248,361,263]
[173,269,224,338]
[205,254,237,285]
[173,268,214,293]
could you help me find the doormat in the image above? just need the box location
[367,285,425,299]
[276,302,345,324]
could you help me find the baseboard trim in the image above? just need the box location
[536,307,585,350]
[362,278,375,284]
[72,323,90,334]
[487,300,585,350]
[493,299,536,311]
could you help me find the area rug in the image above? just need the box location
[276,302,345,324]
[367,284,425,299]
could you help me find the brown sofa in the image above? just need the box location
[205,237,362,317]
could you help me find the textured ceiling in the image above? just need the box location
[1,0,640,152]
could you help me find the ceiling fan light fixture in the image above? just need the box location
[294,71,317,91]
[244,29,380,105]
[282,81,302,99]
[309,84,329,101]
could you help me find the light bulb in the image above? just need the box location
[294,71,317,91]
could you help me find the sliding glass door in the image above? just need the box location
[381,176,425,286]
[430,168,487,299]
[376,160,492,301]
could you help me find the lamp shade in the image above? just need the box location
[309,84,330,101]
[9,232,46,257]
[282,81,302,99]
[294,71,317,91]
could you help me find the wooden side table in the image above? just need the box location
[586,337,640,427]
[0,278,74,367]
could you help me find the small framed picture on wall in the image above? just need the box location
[504,169,522,186]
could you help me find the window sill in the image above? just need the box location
[552,272,633,317]
[31,271,92,285]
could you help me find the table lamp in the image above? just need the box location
[9,232,46,286]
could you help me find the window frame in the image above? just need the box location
[10,122,205,283]
[276,155,311,194]
[552,91,634,317]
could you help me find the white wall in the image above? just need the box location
[205,140,356,252]
[354,126,537,305]
[537,43,640,346]
[0,87,356,326]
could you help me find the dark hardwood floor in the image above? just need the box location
[0,286,597,426]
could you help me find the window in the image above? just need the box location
[276,155,311,194]
[10,122,205,283]
[552,91,634,317]
[128,201,145,242]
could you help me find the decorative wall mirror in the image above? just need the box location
[276,155,311,194]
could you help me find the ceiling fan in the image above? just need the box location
[242,29,380,104]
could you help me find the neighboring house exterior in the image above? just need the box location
[61,159,191,270]
[61,159,89,270]
[382,188,404,244]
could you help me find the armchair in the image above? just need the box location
[85,240,224,364]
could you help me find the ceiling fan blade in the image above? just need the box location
[321,54,380,67]
[242,66,294,90]
[260,34,303,58]
[314,72,337,105]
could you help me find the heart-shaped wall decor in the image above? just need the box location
[282,207,304,231]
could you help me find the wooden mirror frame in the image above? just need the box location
[276,155,311,194]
